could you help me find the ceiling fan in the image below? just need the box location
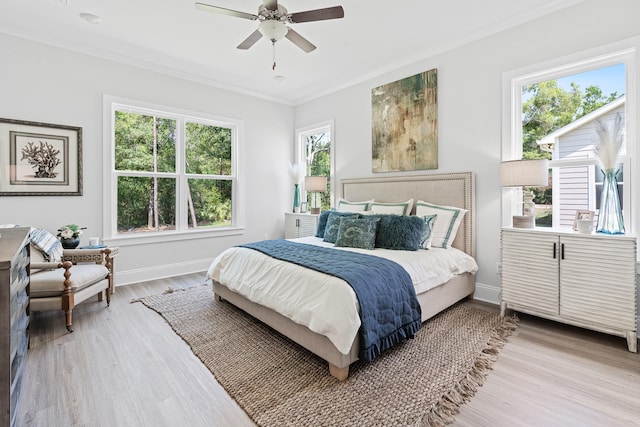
[195,0,344,69]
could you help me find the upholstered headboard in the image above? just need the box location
[340,172,475,257]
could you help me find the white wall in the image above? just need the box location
[294,0,640,303]
[0,34,294,284]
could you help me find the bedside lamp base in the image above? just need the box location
[512,215,535,229]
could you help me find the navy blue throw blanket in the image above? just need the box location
[239,239,422,362]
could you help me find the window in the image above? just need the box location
[503,47,635,232]
[104,96,242,242]
[296,120,335,211]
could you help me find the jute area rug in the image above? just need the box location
[139,285,518,427]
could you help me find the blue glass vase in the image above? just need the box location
[292,183,300,213]
[596,168,624,234]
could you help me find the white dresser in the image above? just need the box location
[500,227,637,352]
[284,213,319,239]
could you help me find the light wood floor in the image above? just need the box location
[17,273,640,426]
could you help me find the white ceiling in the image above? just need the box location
[0,0,581,105]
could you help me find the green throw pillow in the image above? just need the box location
[364,214,423,251]
[323,213,358,243]
[316,210,360,238]
[335,217,380,250]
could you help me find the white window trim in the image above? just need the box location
[295,119,335,207]
[102,95,245,246]
[501,40,637,234]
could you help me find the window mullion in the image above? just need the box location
[176,117,187,231]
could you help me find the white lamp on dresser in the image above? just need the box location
[500,159,549,228]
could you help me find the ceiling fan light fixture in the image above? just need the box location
[79,12,102,24]
[258,20,287,42]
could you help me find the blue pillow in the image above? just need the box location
[364,214,423,251]
[316,210,359,238]
[335,217,380,250]
[323,213,359,243]
[420,214,438,249]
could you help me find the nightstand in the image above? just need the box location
[284,213,319,239]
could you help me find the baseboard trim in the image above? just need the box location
[473,281,500,305]
[115,258,210,287]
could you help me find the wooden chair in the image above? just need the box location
[30,247,114,332]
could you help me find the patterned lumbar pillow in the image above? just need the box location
[323,213,359,243]
[30,227,63,262]
[335,217,380,250]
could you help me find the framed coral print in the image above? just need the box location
[0,118,82,195]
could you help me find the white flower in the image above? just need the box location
[57,224,86,239]
[594,113,624,171]
[289,162,302,184]
[60,228,74,239]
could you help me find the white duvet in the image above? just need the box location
[207,236,478,355]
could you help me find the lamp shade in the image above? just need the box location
[500,159,549,187]
[304,176,327,192]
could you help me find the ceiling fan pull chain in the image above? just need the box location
[272,40,277,70]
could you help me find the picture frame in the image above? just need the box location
[573,210,594,230]
[0,118,82,196]
[300,202,308,213]
[372,68,438,172]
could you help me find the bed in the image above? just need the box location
[207,172,476,380]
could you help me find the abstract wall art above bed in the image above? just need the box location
[371,68,438,173]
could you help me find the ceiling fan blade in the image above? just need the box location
[263,0,278,11]
[237,29,263,50]
[285,28,316,53]
[195,2,258,20]
[289,6,344,23]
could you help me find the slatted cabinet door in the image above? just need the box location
[501,227,637,352]
[560,234,637,335]
[501,229,559,317]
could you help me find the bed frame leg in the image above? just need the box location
[329,363,349,381]
[214,293,223,302]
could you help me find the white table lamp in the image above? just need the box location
[304,176,327,214]
[501,159,549,228]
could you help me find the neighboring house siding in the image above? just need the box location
[557,166,590,227]
[539,100,625,228]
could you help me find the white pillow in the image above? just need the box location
[415,201,467,249]
[369,199,413,216]
[336,198,374,213]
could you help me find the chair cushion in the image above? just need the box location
[30,265,109,298]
